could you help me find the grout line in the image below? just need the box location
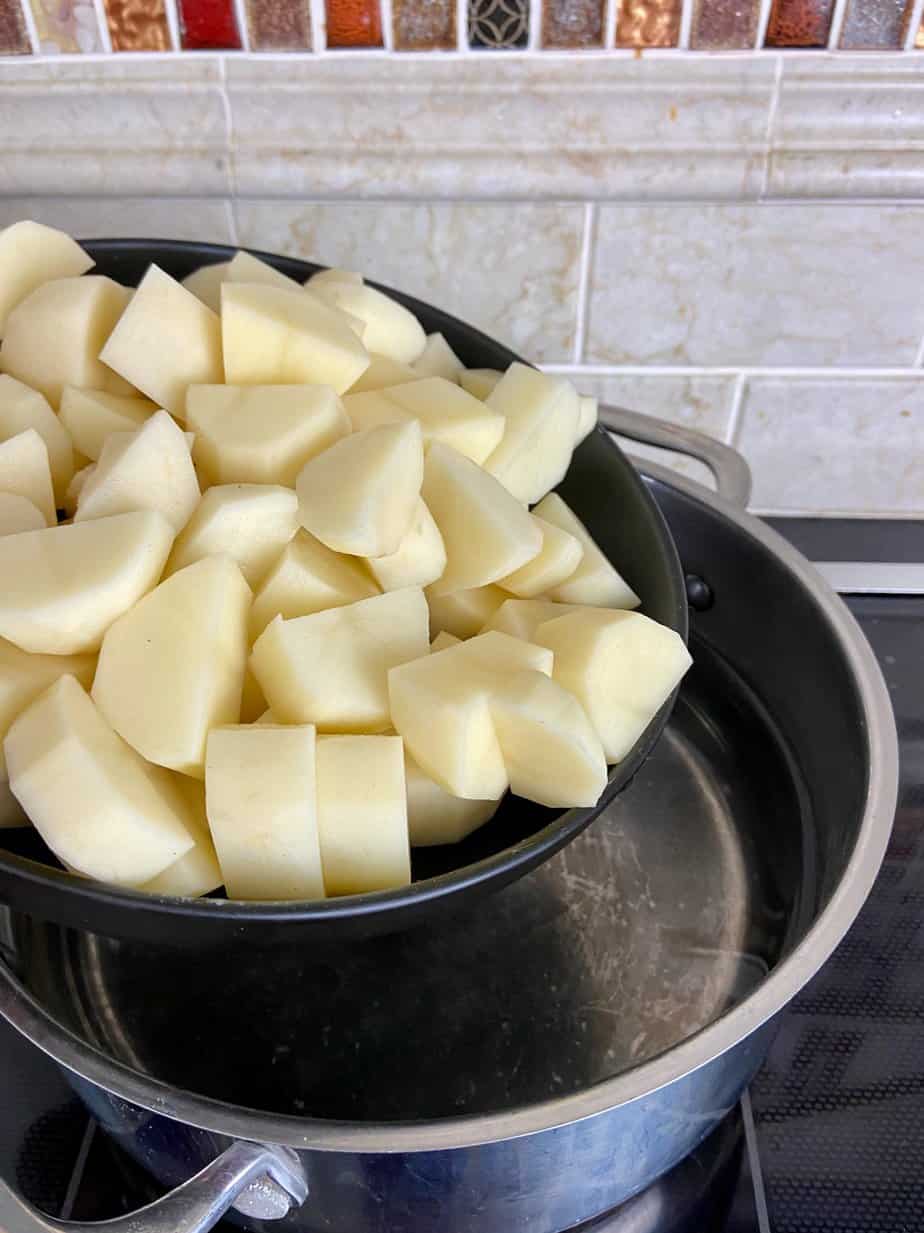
[827,0,849,48]
[741,1090,772,1233]
[230,0,251,50]
[755,0,774,49]
[541,364,924,378]
[678,0,694,49]
[309,0,327,53]
[380,0,394,51]
[604,0,618,48]
[913,331,924,368]
[164,0,181,50]
[904,0,924,49]
[725,371,747,445]
[59,1119,97,1221]
[225,198,239,245]
[90,0,113,53]
[759,53,783,199]
[17,0,41,54]
[572,202,596,365]
[457,0,468,49]
[528,0,543,48]
[217,55,237,198]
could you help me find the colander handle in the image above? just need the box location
[0,1139,308,1233]
[599,404,753,508]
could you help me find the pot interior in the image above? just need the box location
[3,481,871,1125]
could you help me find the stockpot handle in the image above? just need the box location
[599,404,752,508]
[0,1139,308,1233]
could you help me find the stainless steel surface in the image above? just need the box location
[812,561,924,595]
[0,475,899,1233]
[600,404,753,508]
[0,1141,307,1232]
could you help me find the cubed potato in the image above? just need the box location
[383,378,506,465]
[483,364,580,505]
[0,428,55,525]
[250,530,379,640]
[405,752,498,846]
[0,494,44,536]
[139,778,223,898]
[532,492,640,609]
[459,368,502,401]
[366,499,445,592]
[99,265,223,417]
[422,442,542,595]
[483,597,578,641]
[2,277,131,408]
[0,221,93,335]
[63,463,94,518]
[316,734,410,895]
[93,555,251,778]
[306,267,363,289]
[490,670,607,807]
[430,630,460,652]
[0,639,96,787]
[168,484,298,587]
[186,384,349,487]
[0,375,75,501]
[426,584,506,639]
[225,250,302,291]
[252,587,429,732]
[535,608,692,762]
[205,724,324,900]
[221,282,369,393]
[296,420,423,558]
[499,514,583,598]
[75,409,200,533]
[59,387,156,462]
[0,510,174,655]
[388,631,552,799]
[413,333,462,383]
[181,261,229,313]
[310,281,425,364]
[576,395,598,445]
[341,389,406,434]
[239,665,268,723]
[5,675,195,886]
[348,354,418,393]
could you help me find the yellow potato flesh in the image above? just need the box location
[483,364,580,505]
[0,428,55,525]
[0,375,75,501]
[413,333,462,382]
[168,484,298,588]
[0,221,93,335]
[533,492,640,609]
[405,752,498,847]
[59,387,155,462]
[366,499,445,592]
[498,514,583,598]
[426,584,506,639]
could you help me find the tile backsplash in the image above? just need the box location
[1,45,923,517]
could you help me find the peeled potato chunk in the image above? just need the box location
[99,265,223,418]
[93,556,251,778]
[0,428,55,525]
[59,387,155,462]
[4,675,195,886]
[0,494,44,536]
[423,442,542,595]
[0,221,93,335]
[405,752,498,847]
[75,409,200,533]
[205,724,324,900]
[490,670,607,807]
[222,282,369,393]
[576,395,598,445]
[0,639,96,791]
[413,333,462,382]
[535,608,692,762]
[310,281,425,364]
[532,492,640,609]
[0,375,75,501]
[64,463,94,518]
[483,363,580,505]
[388,630,552,800]
[306,267,363,289]
[0,510,174,655]
[459,368,502,401]
[348,354,418,393]
[316,734,410,895]
[383,378,505,465]
[296,420,423,558]
[168,484,298,587]
[2,277,131,408]
[483,597,577,641]
[250,530,379,640]
[430,630,460,652]
[140,778,223,898]
[186,384,349,487]
[426,584,506,639]
[240,665,268,723]
[499,514,583,599]
[252,587,429,732]
[366,499,445,592]
[225,250,302,291]
[181,261,229,313]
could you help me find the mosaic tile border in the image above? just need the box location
[4,0,924,53]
